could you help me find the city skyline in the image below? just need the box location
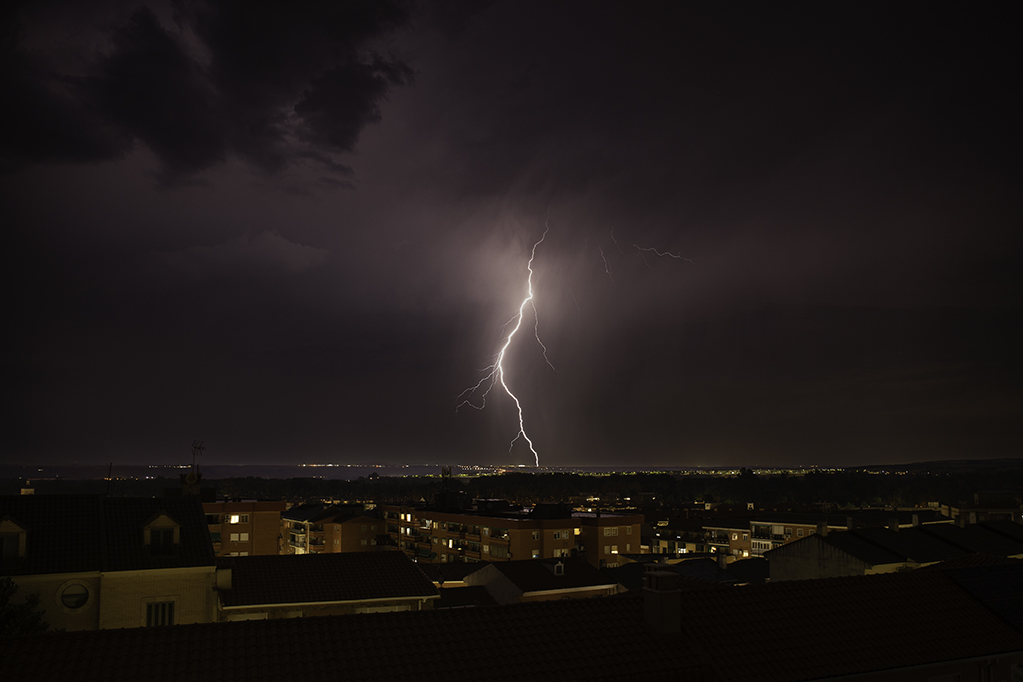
[5,3,1020,467]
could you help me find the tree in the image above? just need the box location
[0,576,51,635]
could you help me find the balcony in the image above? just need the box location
[291,527,307,535]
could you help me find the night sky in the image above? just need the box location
[4,2,1020,468]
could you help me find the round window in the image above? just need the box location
[60,583,89,609]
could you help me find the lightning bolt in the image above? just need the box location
[597,241,615,287]
[457,221,552,466]
[633,244,694,267]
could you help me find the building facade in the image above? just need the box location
[203,500,286,557]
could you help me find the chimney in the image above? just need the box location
[846,515,854,531]
[888,516,900,532]
[216,567,233,591]
[717,553,728,570]
[643,571,681,635]
[912,514,920,527]
[816,522,828,537]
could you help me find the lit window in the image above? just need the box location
[228,514,249,524]
[229,532,249,542]
[732,533,738,541]
[611,545,618,554]
[626,526,632,535]
[532,549,540,558]
[532,531,539,540]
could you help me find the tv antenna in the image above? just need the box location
[188,440,205,485]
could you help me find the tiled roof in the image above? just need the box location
[768,531,904,567]
[851,526,966,564]
[417,560,490,585]
[0,495,214,576]
[943,562,1023,632]
[726,557,768,584]
[434,585,499,609]
[677,569,1023,681]
[920,523,1023,556]
[1,596,711,682]
[281,503,335,522]
[217,552,438,607]
[984,520,1023,544]
[483,558,619,593]
[6,566,1023,682]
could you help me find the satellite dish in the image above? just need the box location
[185,472,198,485]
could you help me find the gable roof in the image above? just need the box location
[766,531,904,567]
[0,495,214,575]
[481,558,619,594]
[217,551,438,607]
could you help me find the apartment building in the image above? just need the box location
[380,502,579,564]
[576,512,645,568]
[203,500,286,557]
[281,503,382,555]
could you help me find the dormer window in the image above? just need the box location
[0,515,28,561]
[554,561,565,576]
[142,512,181,554]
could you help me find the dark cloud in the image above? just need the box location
[1,0,415,182]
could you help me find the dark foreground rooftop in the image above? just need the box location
[4,564,1023,682]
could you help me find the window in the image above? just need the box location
[798,529,804,537]
[732,533,738,541]
[554,562,564,575]
[553,548,569,558]
[603,527,618,537]
[205,514,220,525]
[490,545,509,558]
[210,531,221,543]
[532,531,539,540]
[60,584,89,609]
[2,531,26,560]
[371,525,377,532]
[626,526,632,535]
[229,532,249,542]
[361,525,368,532]
[610,545,618,554]
[151,528,175,554]
[742,533,749,541]
[360,539,368,546]
[482,544,490,554]
[146,601,175,627]
[482,528,489,536]
[604,545,610,554]
[626,543,630,552]
[553,530,570,540]
[532,549,540,558]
